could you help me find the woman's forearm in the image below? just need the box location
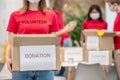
[55,28,66,36]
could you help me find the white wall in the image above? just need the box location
[0,0,22,61]
[0,0,50,61]
[105,3,116,31]
[46,0,50,8]
[0,0,23,45]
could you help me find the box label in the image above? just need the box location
[64,48,83,62]
[88,51,109,65]
[20,45,56,71]
[86,36,99,50]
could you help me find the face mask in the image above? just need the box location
[28,0,41,3]
[109,5,118,12]
[90,13,100,20]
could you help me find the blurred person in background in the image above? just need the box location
[52,0,77,46]
[51,0,77,76]
[6,0,59,80]
[108,0,120,79]
[80,4,108,46]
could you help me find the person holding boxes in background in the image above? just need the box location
[107,0,120,79]
[80,4,108,46]
[6,0,59,80]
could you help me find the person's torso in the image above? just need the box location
[13,10,56,34]
[83,20,107,30]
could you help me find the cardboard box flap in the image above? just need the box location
[83,30,115,37]
[12,34,61,46]
[102,32,115,37]
[83,30,97,36]
[14,34,57,37]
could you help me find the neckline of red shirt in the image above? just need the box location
[28,9,41,12]
[87,19,100,21]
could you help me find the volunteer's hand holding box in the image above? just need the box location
[11,34,61,71]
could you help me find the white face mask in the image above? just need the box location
[90,13,100,20]
[109,5,118,12]
[28,0,41,3]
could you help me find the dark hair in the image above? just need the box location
[53,0,63,12]
[87,4,103,22]
[20,0,47,14]
[109,0,120,5]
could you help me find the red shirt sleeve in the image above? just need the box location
[7,12,18,34]
[49,13,59,33]
[114,13,120,32]
[82,20,88,30]
[103,21,108,30]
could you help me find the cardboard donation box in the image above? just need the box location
[11,34,61,71]
[85,50,112,66]
[83,30,115,50]
[61,47,83,62]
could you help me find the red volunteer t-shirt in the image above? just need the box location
[54,11,70,46]
[7,10,59,34]
[114,12,120,49]
[82,20,107,30]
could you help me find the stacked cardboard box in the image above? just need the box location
[83,30,115,66]
[61,47,84,63]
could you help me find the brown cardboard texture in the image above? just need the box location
[84,50,112,66]
[83,30,115,50]
[11,34,61,71]
[60,48,65,62]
